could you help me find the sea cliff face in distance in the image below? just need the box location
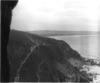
[28,30,100,36]
[8,30,100,82]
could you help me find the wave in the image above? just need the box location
[80,57,100,83]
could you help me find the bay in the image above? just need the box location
[49,35,100,60]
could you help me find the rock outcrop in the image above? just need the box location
[1,0,18,82]
[7,30,93,82]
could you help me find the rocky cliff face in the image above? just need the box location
[1,1,18,82]
[7,30,93,82]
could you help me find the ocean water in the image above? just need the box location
[49,35,100,83]
[49,35,100,60]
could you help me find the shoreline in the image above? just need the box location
[49,34,99,37]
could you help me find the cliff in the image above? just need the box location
[7,30,94,82]
[1,0,18,82]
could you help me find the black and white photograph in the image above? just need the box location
[1,0,100,82]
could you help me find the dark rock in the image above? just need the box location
[7,30,92,82]
[1,0,18,82]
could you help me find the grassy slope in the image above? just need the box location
[8,30,97,82]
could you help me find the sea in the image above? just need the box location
[49,35,100,60]
[49,35,100,83]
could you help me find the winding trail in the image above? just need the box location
[36,60,44,82]
[14,34,57,82]
[14,34,39,82]
[25,34,38,44]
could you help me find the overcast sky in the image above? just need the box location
[11,0,100,31]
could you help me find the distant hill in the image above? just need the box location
[28,30,100,36]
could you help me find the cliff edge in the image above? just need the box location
[8,30,93,82]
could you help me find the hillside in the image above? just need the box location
[7,30,99,82]
[28,30,99,36]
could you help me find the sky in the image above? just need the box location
[11,0,100,31]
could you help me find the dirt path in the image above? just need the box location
[14,34,39,82]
